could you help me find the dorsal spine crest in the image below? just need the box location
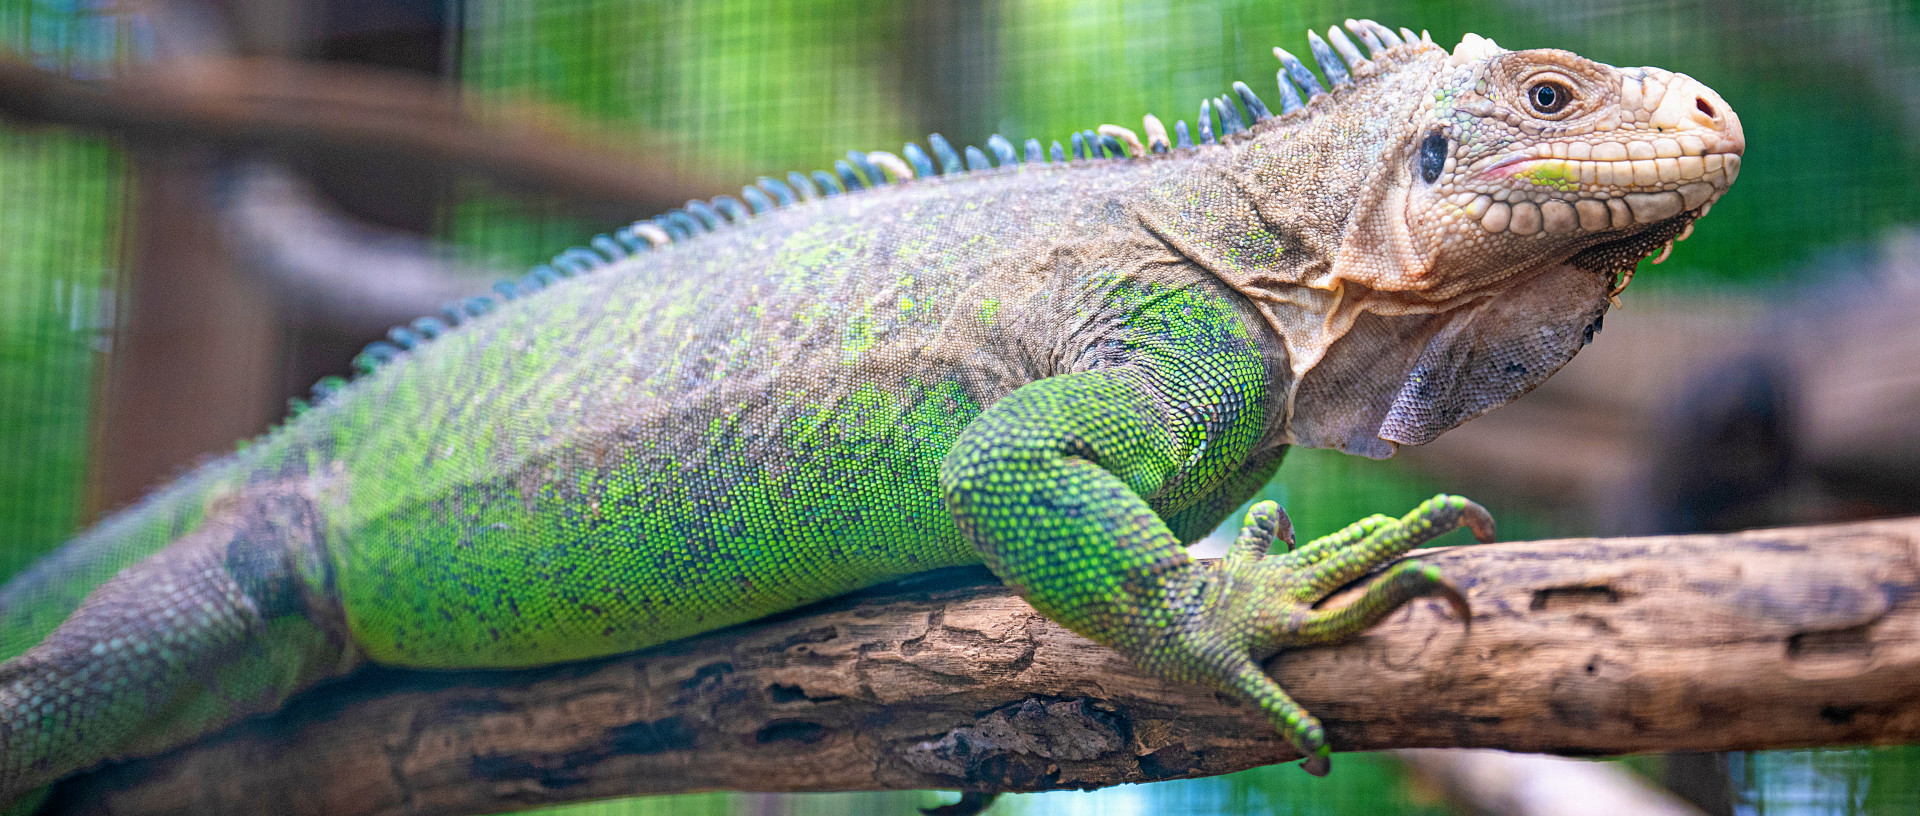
[297,17,1431,416]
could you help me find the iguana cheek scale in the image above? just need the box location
[0,19,1743,801]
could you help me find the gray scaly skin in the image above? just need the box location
[0,20,1742,805]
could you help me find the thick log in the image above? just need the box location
[46,517,1920,816]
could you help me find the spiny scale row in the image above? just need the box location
[298,18,1416,413]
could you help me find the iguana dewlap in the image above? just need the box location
[0,19,1742,801]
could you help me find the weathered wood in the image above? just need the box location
[46,518,1920,816]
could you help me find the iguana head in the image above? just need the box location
[1333,30,1744,302]
[1144,21,1745,458]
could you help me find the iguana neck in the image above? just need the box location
[1131,45,1453,438]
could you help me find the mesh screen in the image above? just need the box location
[0,0,130,579]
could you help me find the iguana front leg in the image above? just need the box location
[941,361,1490,774]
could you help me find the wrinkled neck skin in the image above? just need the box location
[1134,43,1620,459]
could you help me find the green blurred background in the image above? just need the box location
[4,0,1920,813]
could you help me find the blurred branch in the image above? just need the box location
[1397,750,1704,816]
[215,161,504,332]
[47,517,1920,816]
[0,54,719,212]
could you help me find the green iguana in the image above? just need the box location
[0,19,1743,805]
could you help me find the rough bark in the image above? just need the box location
[45,517,1920,816]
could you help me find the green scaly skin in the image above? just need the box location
[0,23,1743,802]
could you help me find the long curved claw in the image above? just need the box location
[1427,568,1472,631]
[1460,499,1497,543]
[1301,753,1331,777]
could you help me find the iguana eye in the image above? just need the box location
[1418,130,1448,184]
[1528,81,1571,114]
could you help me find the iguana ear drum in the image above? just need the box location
[1418,130,1448,184]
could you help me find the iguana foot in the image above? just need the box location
[1169,495,1494,776]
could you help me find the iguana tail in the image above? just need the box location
[0,471,356,803]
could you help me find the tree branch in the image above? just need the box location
[0,55,720,212]
[214,161,506,333]
[1395,749,1705,816]
[47,517,1920,816]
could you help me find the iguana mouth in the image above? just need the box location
[1482,148,1740,190]
[1472,148,1740,232]
[1575,208,1707,302]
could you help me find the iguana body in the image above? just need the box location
[0,20,1743,801]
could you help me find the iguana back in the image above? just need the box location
[314,156,1250,667]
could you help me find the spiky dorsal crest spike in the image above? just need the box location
[709,196,750,224]
[1345,19,1386,56]
[867,151,914,181]
[786,171,818,200]
[811,170,842,196]
[902,143,937,178]
[684,200,722,230]
[926,134,963,174]
[1305,31,1351,86]
[757,176,797,206]
[1325,26,1368,72]
[833,159,866,191]
[1214,94,1246,133]
[1449,32,1504,66]
[1367,21,1405,48]
[1097,124,1145,157]
[987,134,1019,165]
[1232,81,1273,121]
[845,151,884,187]
[1141,115,1170,153]
[740,186,775,215]
[1274,46,1325,98]
[634,222,671,247]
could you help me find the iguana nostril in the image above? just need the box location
[1696,96,1716,118]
